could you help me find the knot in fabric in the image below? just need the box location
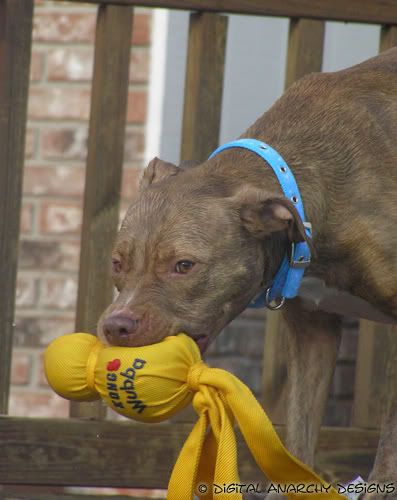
[187,361,207,392]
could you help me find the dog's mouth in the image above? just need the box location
[102,326,211,354]
[106,332,134,347]
[105,332,210,354]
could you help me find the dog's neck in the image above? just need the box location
[204,145,306,301]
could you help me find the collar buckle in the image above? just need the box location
[289,222,312,269]
[289,242,311,269]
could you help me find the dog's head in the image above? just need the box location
[97,157,310,353]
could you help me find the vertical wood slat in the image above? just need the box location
[261,18,325,423]
[351,26,397,429]
[0,0,34,414]
[380,25,397,52]
[352,323,397,428]
[71,4,133,419]
[180,12,228,162]
[261,311,289,423]
[285,18,325,88]
[177,12,227,423]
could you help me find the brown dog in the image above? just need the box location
[98,48,397,486]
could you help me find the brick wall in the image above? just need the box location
[10,0,151,417]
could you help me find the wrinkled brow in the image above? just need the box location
[156,234,213,262]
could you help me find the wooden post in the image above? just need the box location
[353,323,397,429]
[380,25,397,51]
[0,0,34,414]
[71,4,133,419]
[261,18,325,423]
[285,18,325,88]
[261,311,289,423]
[181,12,228,161]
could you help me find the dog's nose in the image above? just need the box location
[103,313,140,344]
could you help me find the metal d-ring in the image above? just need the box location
[265,288,286,310]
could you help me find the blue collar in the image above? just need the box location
[208,138,312,310]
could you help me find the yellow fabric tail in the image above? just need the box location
[169,364,344,500]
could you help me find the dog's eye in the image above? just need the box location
[112,258,122,274]
[175,260,195,274]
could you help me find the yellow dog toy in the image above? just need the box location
[44,333,343,499]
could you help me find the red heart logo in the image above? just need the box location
[107,359,121,371]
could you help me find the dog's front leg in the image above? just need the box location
[282,300,342,466]
[245,304,342,500]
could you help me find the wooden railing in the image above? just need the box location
[0,0,396,494]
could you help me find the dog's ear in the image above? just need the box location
[140,157,180,190]
[235,187,311,246]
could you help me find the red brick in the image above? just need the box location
[39,200,82,234]
[18,239,81,272]
[33,10,150,45]
[47,47,149,83]
[41,127,144,162]
[15,274,38,308]
[14,314,75,348]
[33,12,96,43]
[129,48,150,83]
[124,127,145,162]
[24,165,85,197]
[39,276,78,310]
[8,390,69,418]
[132,12,151,46]
[25,127,37,159]
[47,48,93,82]
[11,351,32,385]
[30,50,45,82]
[38,353,49,387]
[20,201,34,234]
[40,126,144,163]
[33,8,151,45]
[28,87,91,121]
[121,167,141,200]
[40,127,87,160]
[127,91,147,123]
